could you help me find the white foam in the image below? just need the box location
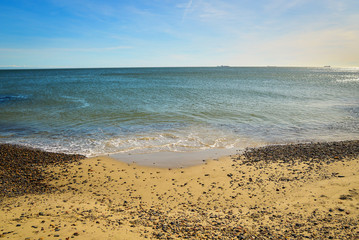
[84,126,263,158]
[62,95,90,108]
[336,78,359,83]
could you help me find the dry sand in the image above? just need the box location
[0,142,358,239]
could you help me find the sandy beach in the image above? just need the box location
[1,141,358,239]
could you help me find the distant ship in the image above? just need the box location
[324,65,331,68]
[217,65,230,68]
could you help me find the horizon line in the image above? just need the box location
[1,65,357,70]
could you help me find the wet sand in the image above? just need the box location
[0,141,358,239]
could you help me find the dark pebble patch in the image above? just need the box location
[0,144,85,199]
[241,140,359,163]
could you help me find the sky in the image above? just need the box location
[0,0,358,68]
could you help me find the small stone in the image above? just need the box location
[339,195,351,200]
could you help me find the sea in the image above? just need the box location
[1,67,358,165]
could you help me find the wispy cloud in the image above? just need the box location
[198,2,230,21]
[264,0,308,13]
[179,0,235,24]
[0,64,76,69]
[1,0,358,67]
[0,46,132,53]
[182,0,193,22]
[66,46,132,52]
[0,65,28,68]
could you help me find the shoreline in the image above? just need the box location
[1,140,359,239]
[110,148,240,168]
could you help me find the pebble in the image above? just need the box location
[1,141,358,239]
[242,140,359,163]
[0,144,85,199]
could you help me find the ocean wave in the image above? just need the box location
[88,128,256,157]
[62,95,90,108]
[0,94,29,103]
[1,67,358,159]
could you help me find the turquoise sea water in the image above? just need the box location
[0,67,358,157]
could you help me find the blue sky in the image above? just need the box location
[1,0,358,68]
